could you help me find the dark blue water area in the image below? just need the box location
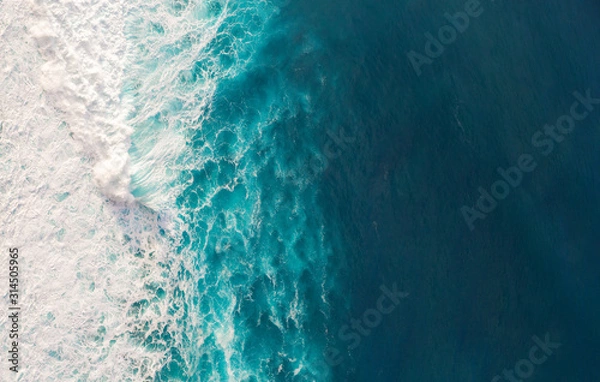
[151,0,600,379]
[278,0,600,381]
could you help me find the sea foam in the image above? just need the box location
[28,0,133,203]
[0,1,175,380]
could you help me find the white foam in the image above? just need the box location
[0,1,176,380]
[28,0,134,204]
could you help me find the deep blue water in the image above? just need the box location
[125,0,600,380]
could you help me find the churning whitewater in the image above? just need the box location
[0,0,344,380]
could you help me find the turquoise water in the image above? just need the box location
[123,1,347,380]
[123,0,600,380]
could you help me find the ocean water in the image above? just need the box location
[1,0,600,381]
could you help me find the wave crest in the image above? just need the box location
[29,1,134,203]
